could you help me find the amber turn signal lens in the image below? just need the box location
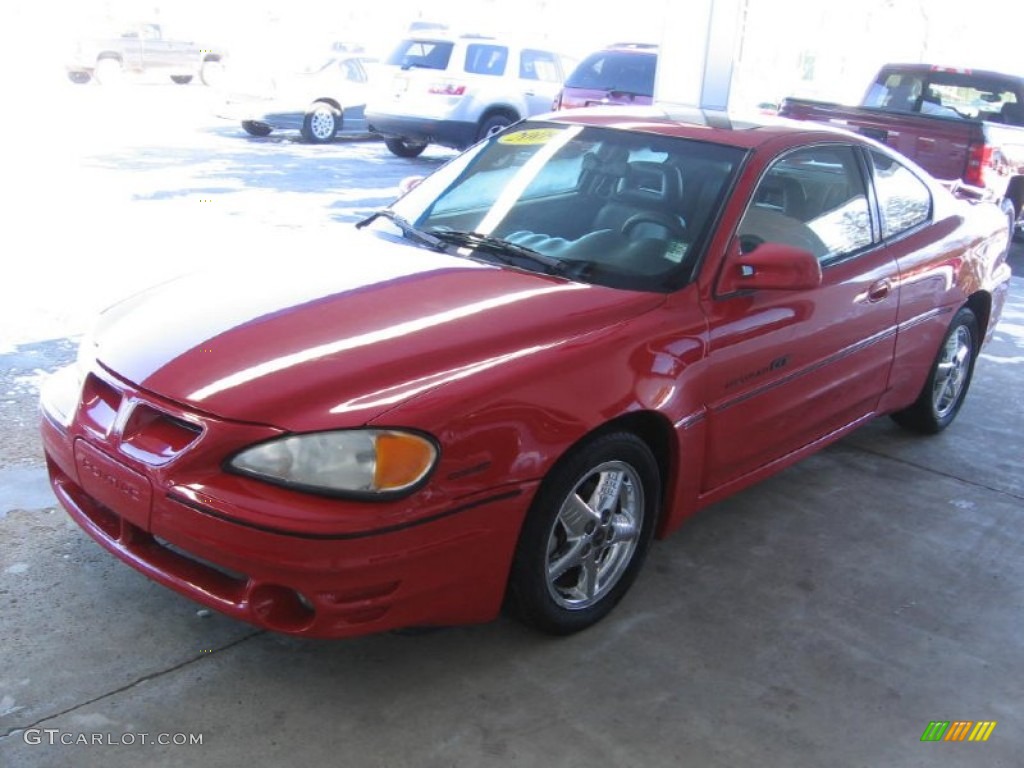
[374,432,437,491]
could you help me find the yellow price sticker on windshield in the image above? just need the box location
[497,128,561,145]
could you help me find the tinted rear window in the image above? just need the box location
[565,51,657,96]
[864,68,1024,123]
[386,39,453,70]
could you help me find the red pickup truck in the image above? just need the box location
[778,63,1024,233]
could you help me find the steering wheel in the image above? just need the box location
[621,211,686,240]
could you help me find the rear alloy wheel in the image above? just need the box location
[241,121,272,137]
[170,75,193,85]
[301,101,340,143]
[384,137,428,158]
[891,307,979,434]
[507,432,659,635]
[477,114,515,142]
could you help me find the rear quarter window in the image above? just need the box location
[520,49,561,82]
[386,40,453,71]
[869,150,931,238]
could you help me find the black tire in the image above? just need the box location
[241,121,272,137]
[170,75,193,85]
[891,307,979,434]
[384,137,428,158]
[68,71,91,84]
[507,432,660,635]
[477,113,515,142]
[301,101,340,143]
[199,59,224,87]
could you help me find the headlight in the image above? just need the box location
[228,429,438,497]
[40,365,83,428]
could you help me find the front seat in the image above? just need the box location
[593,161,686,240]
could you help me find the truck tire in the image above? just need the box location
[476,113,516,142]
[170,75,193,85]
[68,71,91,84]
[200,59,224,87]
[94,58,123,86]
[1000,198,1016,241]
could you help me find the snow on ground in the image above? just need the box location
[1,69,456,353]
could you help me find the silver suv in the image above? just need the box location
[366,34,565,157]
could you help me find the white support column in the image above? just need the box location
[653,0,743,112]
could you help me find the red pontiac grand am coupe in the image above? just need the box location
[41,108,1011,638]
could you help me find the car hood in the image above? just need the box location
[91,230,664,429]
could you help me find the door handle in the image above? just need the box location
[867,278,892,302]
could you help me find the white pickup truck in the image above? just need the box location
[66,23,226,86]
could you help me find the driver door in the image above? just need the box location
[700,144,900,492]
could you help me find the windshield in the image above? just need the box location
[383,121,745,292]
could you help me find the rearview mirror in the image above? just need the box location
[718,240,823,294]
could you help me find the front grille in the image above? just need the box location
[120,404,202,465]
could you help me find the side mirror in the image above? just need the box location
[718,239,822,294]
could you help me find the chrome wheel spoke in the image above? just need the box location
[588,469,624,518]
[548,538,586,583]
[580,549,599,601]
[560,493,600,537]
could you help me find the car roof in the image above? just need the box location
[600,43,659,53]
[878,62,1024,83]
[542,105,867,151]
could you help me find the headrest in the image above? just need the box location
[612,161,683,206]
[1001,102,1024,126]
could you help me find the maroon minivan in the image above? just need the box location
[553,44,657,110]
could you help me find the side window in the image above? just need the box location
[341,59,367,82]
[737,145,872,263]
[869,150,931,238]
[520,49,561,82]
[465,45,508,76]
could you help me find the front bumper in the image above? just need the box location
[40,365,533,638]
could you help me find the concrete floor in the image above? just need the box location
[0,277,1020,768]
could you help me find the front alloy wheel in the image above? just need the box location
[545,459,645,610]
[508,432,659,634]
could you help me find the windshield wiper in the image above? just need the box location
[356,210,447,252]
[428,230,567,274]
